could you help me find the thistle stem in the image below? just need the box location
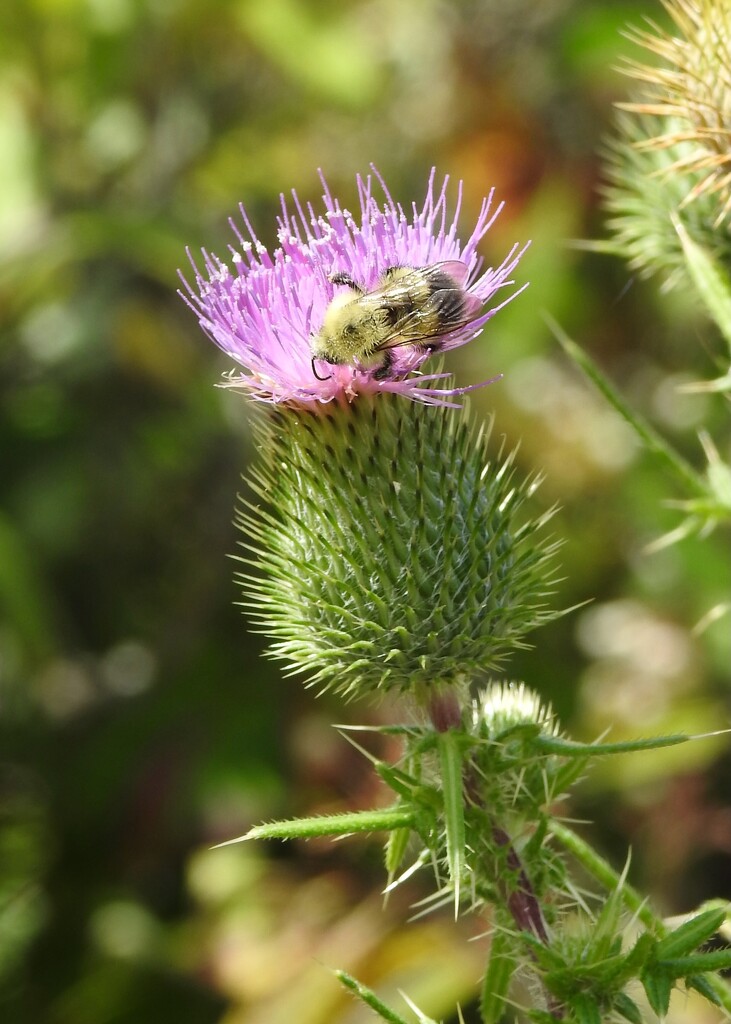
[427,690,463,732]
[464,751,562,1016]
[492,825,549,944]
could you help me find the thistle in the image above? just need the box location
[180,168,554,711]
[180,167,528,408]
[601,0,731,287]
[182,168,731,1022]
[622,0,731,227]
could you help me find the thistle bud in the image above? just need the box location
[238,396,558,701]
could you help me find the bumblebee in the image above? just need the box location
[310,261,482,380]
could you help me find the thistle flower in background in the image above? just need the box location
[180,168,528,407]
[601,0,731,288]
[622,0,731,227]
[602,112,728,289]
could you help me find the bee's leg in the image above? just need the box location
[311,357,333,381]
[329,272,363,293]
[373,351,394,380]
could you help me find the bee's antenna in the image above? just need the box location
[329,271,363,293]
[312,357,332,381]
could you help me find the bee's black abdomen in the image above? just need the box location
[428,270,466,322]
[373,351,394,380]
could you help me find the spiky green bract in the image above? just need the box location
[237,393,559,700]
[602,112,731,291]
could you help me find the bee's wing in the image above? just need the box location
[427,263,482,319]
[371,263,483,351]
[431,260,471,288]
[372,305,479,351]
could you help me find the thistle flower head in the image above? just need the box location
[620,0,731,227]
[603,111,728,289]
[239,398,559,700]
[180,168,528,407]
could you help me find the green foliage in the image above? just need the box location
[550,317,731,549]
[336,972,413,1024]
[480,930,517,1024]
[437,730,467,912]
[2,0,730,1022]
[224,806,416,843]
[238,678,731,1019]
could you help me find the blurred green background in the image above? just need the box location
[1,0,730,1021]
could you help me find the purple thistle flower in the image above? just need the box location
[180,167,529,407]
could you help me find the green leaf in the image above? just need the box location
[437,730,466,915]
[641,968,672,1017]
[612,992,643,1024]
[385,827,411,880]
[591,880,626,962]
[705,974,731,1014]
[673,214,731,358]
[547,829,731,1018]
[614,933,656,985]
[217,806,416,845]
[569,992,601,1024]
[375,761,425,802]
[547,956,625,990]
[523,933,566,972]
[336,971,411,1024]
[534,733,689,757]
[686,973,722,1006]
[661,950,731,974]
[547,316,708,498]
[480,931,516,1024]
[656,907,727,958]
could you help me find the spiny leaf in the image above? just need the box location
[534,733,690,757]
[661,950,731,974]
[385,827,411,881]
[673,214,731,358]
[218,806,416,845]
[614,933,656,984]
[686,973,722,1006]
[569,992,601,1024]
[656,906,727,959]
[438,729,466,916]
[480,931,516,1024]
[612,991,643,1024]
[336,971,411,1024]
[548,315,707,499]
[641,967,672,1017]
